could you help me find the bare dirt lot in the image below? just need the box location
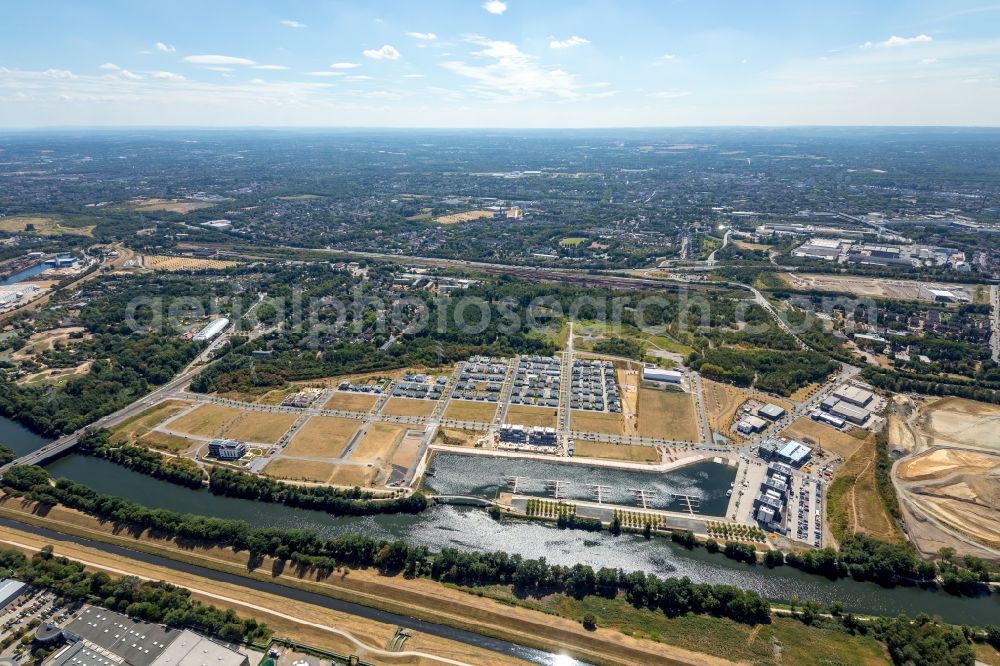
[701,380,753,434]
[350,423,405,464]
[505,405,559,428]
[11,326,89,361]
[126,198,216,214]
[142,255,238,271]
[285,416,363,458]
[111,400,192,444]
[324,392,379,413]
[0,215,94,237]
[636,389,700,442]
[435,428,483,447]
[918,397,1000,452]
[389,430,425,469]
[382,397,438,418]
[168,404,297,444]
[442,400,498,423]
[433,210,495,224]
[571,410,626,436]
[572,441,659,463]
[898,448,1000,550]
[781,273,974,302]
[782,417,867,460]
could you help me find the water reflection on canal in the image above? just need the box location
[41,451,1000,626]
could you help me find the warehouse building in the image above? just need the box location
[192,317,229,341]
[736,415,768,434]
[832,384,873,408]
[759,439,812,468]
[830,401,870,426]
[641,366,683,385]
[0,579,27,610]
[50,605,248,666]
[758,403,786,421]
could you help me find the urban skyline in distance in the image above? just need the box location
[1,0,999,127]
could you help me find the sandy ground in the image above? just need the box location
[834,439,901,543]
[0,215,95,236]
[919,397,1000,452]
[891,396,1000,556]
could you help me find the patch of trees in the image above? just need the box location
[877,613,976,666]
[3,545,269,644]
[592,337,643,360]
[0,445,15,467]
[78,430,204,489]
[0,333,200,436]
[208,467,428,516]
[687,348,837,396]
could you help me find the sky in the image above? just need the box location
[1,0,999,128]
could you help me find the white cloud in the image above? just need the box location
[651,90,691,99]
[252,64,289,70]
[280,19,307,29]
[155,42,175,53]
[402,73,425,78]
[661,53,676,60]
[183,55,257,66]
[153,71,185,81]
[119,69,143,80]
[407,32,438,41]
[549,35,590,49]
[304,71,341,77]
[920,57,939,65]
[43,69,77,79]
[99,62,120,71]
[203,66,234,72]
[250,78,266,85]
[363,44,401,60]
[346,74,374,81]
[442,36,586,101]
[483,1,507,15]
[330,62,361,69]
[863,34,933,48]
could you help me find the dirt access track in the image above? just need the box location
[0,499,736,666]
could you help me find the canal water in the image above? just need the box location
[421,453,736,515]
[38,450,1000,626]
[0,416,996,625]
[1,263,48,285]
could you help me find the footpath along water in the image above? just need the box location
[37,451,1000,626]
